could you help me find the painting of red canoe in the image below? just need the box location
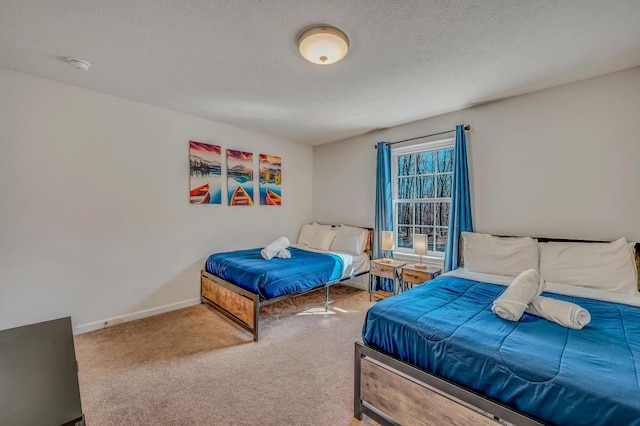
[190,141,222,204]
[230,186,253,206]
[227,149,254,206]
[259,154,281,206]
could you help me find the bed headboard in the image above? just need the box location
[632,242,639,290]
[459,235,640,291]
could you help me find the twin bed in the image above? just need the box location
[201,224,371,341]
[355,234,640,426]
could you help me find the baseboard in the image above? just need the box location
[73,298,201,335]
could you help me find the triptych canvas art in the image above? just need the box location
[189,141,281,206]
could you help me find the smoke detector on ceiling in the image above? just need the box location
[66,57,91,71]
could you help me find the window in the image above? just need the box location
[392,139,454,256]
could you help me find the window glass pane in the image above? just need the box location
[434,227,448,252]
[437,174,452,198]
[393,144,452,254]
[427,151,436,173]
[415,202,434,227]
[415,226,430,237]
[397,202,413,226]
[437,202,450,227]
[398,177,415,199]
[416,151,435,175]
[397,226,413,249]
[397,154,415,177]
[438,148,454,173]
[416,175,435,199]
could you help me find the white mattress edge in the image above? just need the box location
[291,243,368,279]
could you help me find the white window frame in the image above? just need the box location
[391,137,455,259]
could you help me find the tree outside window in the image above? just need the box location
[393,140,454,255]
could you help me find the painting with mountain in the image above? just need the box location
[189,141,222,204]
[227,149,254,206]
[259,154,281,206]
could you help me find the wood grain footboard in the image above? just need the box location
[354,342,544,426]
[201,270,260,341]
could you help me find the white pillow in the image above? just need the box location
[343,225,369,253]
[309,229,338,251]
[462,232,539,277]
[297,224,318,246]
[539,237,637,295]
[330,225,368,255]
[312,222,333,230]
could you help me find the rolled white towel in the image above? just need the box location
[526,296,591,330]
[492,269,545,322]
[261,237,290,260]
[275,249,291,259]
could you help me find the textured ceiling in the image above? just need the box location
[1,1,640,145]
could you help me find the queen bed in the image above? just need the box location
[354,234,640,426]
[201,224,371,341]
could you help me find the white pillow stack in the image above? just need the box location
[309,229,338,251]
[297,223,332,246]
[539,237,637,296]
[462,232,539,277]
[330,225,369,255]
[462,231,636,327]
[297,223,369,255]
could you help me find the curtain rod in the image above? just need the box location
[374,124,470,149]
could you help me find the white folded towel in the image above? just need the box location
[492,269,545,321]
[261,237,290,260]
[275,249,291,259]
[526,296,591,330]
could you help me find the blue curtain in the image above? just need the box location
[374,142,394,291]
[444,125,473,272]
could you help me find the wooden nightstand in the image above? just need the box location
[369,259,406,301]
[401,265,442,290]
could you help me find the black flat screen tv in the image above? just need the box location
[0,316,84,426]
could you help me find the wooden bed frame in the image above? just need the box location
[354,238,640,426]
[354,342,544,426]
[201,227,372,342]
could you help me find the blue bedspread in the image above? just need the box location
[362,276,640,426]
[205,247,343,300]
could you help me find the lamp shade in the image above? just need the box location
[414,234,428,255]
[381,231,394,251]
[297,26,349,65]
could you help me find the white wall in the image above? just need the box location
[314,66,640,245]
[0,70,313,333]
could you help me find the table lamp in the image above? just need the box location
[381,231,394,262]
[413,234,428,269]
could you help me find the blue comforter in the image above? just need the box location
[362,276,640,426]
[205,247,343,300]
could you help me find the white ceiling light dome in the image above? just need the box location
[297,26,349,65]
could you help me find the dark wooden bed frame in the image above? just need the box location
[201,227,372,342]
[354,238,640,426]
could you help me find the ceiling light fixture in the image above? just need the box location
[66,57,91,71]
[297,26,349,65]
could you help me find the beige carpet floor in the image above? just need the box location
[74,285,380,426]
